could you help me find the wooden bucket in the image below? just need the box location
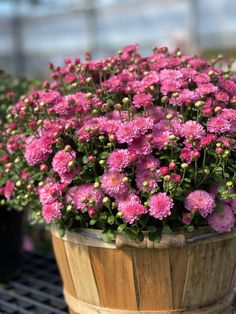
[51,227,236,314]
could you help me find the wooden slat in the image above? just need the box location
[134,249,173,310]
[169,247,188,308]
[51,234,76,299]
[64,241,100,306]
[89,247,137,310]
[182,238,236,308]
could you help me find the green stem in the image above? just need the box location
[194,160,198,186]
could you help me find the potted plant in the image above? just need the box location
[9,46,236,313]
[0,71,40,282]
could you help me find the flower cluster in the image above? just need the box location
[0,72,40,211]
[4,46,236,240]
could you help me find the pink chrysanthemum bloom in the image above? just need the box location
[24,136,53,166]
[107,149,131,172]
[160,80,182,95]
[195,83,218,95]
[149,193,174,219]
[66,184,103,211]
[42,201,62,222]
[180,120,205,139]
[4,181,15,201]
[200,134,216,148]
[129,136,152,156]
[133,117,154,135]
[39,181,62,205]
[136,170,158,192]
[117,193,147,224]
[153,130,171,150]
[185,190,215,217]
[52,150,76,175]
[101,171,129,198]
[160,69,183,81]
[207,116,231,133]
[136,154,160,171]
[133,93,153,108]
[115,121,140,144]
[52,150,79,184]
[208,204,235,233]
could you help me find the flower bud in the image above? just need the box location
[122,176,129,184]
[168,134,176,141]
[38,181,44,187]
[116,211,123,218]
[64,145,72,152]
[40,164,48,171]
[192,151,200,160]
[168,162,176,170]
[163,175,171,182]
[99,160,105,166]
[99,135,105,141]
[194,101,204,108]
[88,207,96,218]
[226,181,233,187]
[16,180,22,187]
[27,184,33,191]
[108,134,115,142]
[215,147,223,154]
[93,182,100,189]
[160,166,169,176]
[181,163,188,169]
[122,97,129,105]
[166,113,173,121]
[214,106,222,114]
[67,160,75,169]
[66,205,73,212]
[143,181,149,188]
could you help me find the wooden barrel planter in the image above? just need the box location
[51,226,236,314]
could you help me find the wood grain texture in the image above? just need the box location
[169,247,188,308]
[64,241,100,306]
[89,247,137,310]
[134,249,173,311]
[51,234,76,299]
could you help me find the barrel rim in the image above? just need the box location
[51,225,236,249]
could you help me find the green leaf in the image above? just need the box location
[224,173,230,178]
[100,212,108,220]
[186,225,195,233]
[125,228,138,240]
[82,155,88,164]
[148,231,161,242]
[89,218,97,225]
[107,215,115,225]
[215,198,224,213]
[117,224,126,233]
[100,152,109,159]
[102,229,116,243]
[147,226,157,233]
[184,178,191,183]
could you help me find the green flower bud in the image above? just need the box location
[194,100,204,108]
[66,205,73,212]
[93,182,100,189]
[15,180,22,187]
[226,181,233,187]
[181,163,188,170]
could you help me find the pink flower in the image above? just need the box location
[133,93,153,108]
[42,201,62,222]
[180,121,205,139]
[153,130,171,150]
[185,190,215,217]
[133,117,154,135]
[39,181,62,205]
[4,181,15,200]
[129,136,152,156]
[107,149,131,172]
[115,121,139,144]
[52,150,76,174]
[136,170,158,192]
[207,116,231,133]
[101,171,129,198]
[149,193,174,219]
[136,154,160,171]
[66,184,103,211]
[200,134,216,147]
[117,193,147,223]
[24,136,53,166]
[208,204,235,233]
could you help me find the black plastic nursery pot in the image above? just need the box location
[0,208,24,282]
